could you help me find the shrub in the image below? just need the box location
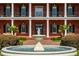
[17,37,26,45]
[60,33,79,50]
[51,37,61,42]
[0,35,19,49]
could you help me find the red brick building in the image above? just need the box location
[0,3,79,38]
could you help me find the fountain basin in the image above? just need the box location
[33,35,45,41]
[1,45,77,56]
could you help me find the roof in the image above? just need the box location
[0,0,78,3]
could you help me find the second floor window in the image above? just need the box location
[52,4,57,17]
[5,4,11,17]
[20,4,26,17]
[67,4,74,16]
[35,7,43,17]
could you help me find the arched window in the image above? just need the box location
[67,23,75,33]
[21,4,26,16]
[20,24,26,33]
[4,23,10,33]
[67,4,73,16]
[52,23,57,33]
[35,6,43,17]
[52,4,57,17]
[5,4,11,17]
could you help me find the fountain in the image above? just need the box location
[1,27,77,56]
[33,27,45,51]
[34,42,44,51]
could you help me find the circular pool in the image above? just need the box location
[1,45,77,56]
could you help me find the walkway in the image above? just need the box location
[23,39,60,45]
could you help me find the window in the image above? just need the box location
[67,23,75,33]
[52,4,57,17]
[4,24,10,33]
[5,4,11,17]
[67,4,73,16]
[20,24,27,33]
[51,23,57,33]
[21,4,26,16]
[35,24,43,34]
[35,6,43,17]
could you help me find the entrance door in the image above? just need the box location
[35,24,43,35]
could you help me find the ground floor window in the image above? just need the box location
[67,25,75,33]
[4,23,10,33]
[19,24,28,34]
[35,24,43,35]
[50,23,58,34]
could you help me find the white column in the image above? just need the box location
[64,3,67,17]
[46,3,49,38]
[64,19,67,36]
[64,3,67,36]
[11,3,14,35]
[29,19,32,38]
[47,3,49,18]
[47,20,49,38]
[29,3,31,18]
[29,3,32,37]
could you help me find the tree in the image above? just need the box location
[58,24,69,37]
[8,25,18,35]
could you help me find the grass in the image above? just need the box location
[77,50,79,56]
[52,37,61,42]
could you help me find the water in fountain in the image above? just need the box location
[34,42,44,52]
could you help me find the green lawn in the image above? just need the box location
[77,50,79,56]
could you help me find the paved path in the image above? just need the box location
[23,39,60,45]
